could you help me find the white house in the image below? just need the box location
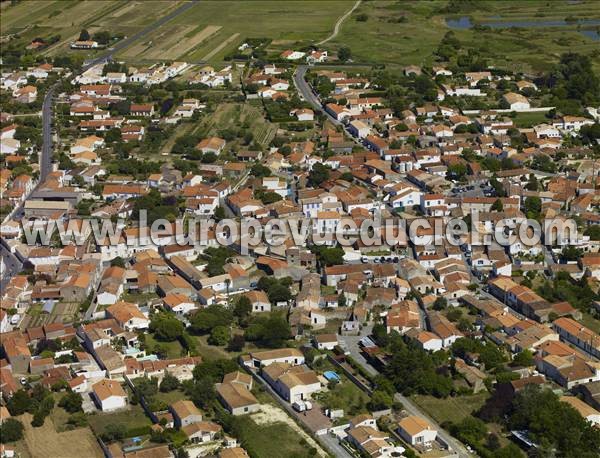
[397,416,438,448]
[503,92,530,111]
[163,293,197,316]
[91,379,127,411]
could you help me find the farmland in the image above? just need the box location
[114,0,350,63]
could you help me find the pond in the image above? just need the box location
[580,29,600,40]
[446,16,600,30]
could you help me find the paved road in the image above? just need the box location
[338,327,471,458]
[293,65,341,126]
[0,242,23,291]
[316,0,362,46]
[40,83,58,182]
[0,1,200,291]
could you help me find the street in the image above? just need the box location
[338,327,472,458]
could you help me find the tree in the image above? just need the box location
[0,418,24,443]
[150,313,184,341]
[524,196,541,219]
[159,372,180,392]
[185,377,215,409]
[233,296,252,321]
[228,334,245,352]
[312,245,344,267]
[58,391,82,413]
[491,199,503,212]
[511,349,534,367]
[245,314,291,348]
[110,256,126,268]
[190,305,233,334]
[337,292,347,308]
[307,162,330,187]
[78,29,90,41]
[208,325,230,346]
[250,163,271,178]
[338,46,352,62]
[7,389,31,415]
[432,297,447,311]
[368,389,393,411]
[102,423,125,442]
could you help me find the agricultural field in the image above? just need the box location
[113,0,350,63]
[329,0,600,72]
[14,412,103,458]
[0,0,185,58]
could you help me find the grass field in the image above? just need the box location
[87,405,152,436]
[113,0,350,63]
[0,0,185,58]
[15,412,103,458]
[329,0,600,72]
[412,392,489,425]
[198,102,277,148]
[232,414,323,458]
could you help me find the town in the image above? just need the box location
[1,1,600,458]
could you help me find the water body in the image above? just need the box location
[580,29,600,40]
[446,16,600,30]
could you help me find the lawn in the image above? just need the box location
[144,333,185,359]
[412,392,490,425]
[231,415,321,458]
[154,388,187,406]
[313,379,370,418]
[580,312,600,335]
[87,405,152,437]
[512,111,552,128]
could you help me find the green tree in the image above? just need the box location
[78,29,90,41]
[150,312,184,341]
[0,418,24,443]
[233,296,252,321]
[307,162,331,187]
[159,372,180,392]
[58,391,83,413]
[368,389,393,411]
[491,199,503,212]
[338,46,352,62]
[7,390,32,415]
[208,325,230,346]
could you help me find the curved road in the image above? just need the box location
[316,0,362,46]
[0,0,200,288]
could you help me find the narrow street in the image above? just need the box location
[338,327,472,458]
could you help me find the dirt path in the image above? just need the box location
[316,0,362,45]
[251,404,328,458]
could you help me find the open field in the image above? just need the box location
[197,102,277,148]
[230,404,327,458]
[87,405,152,436]
[0,0,185,58]
[14,412,103,458]
[412,392,489,425]
[114,0,350,63]
[329,0,600,72]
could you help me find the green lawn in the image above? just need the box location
[87,405,152,436]
[231,416,320,458]
[512,111,552,128]
[580,312,600,335]
[313,379,369,418]
[154,389,187,406]
[412,392,490,425]
[145,334,185,359]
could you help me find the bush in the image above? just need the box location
[0,418,24,443]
